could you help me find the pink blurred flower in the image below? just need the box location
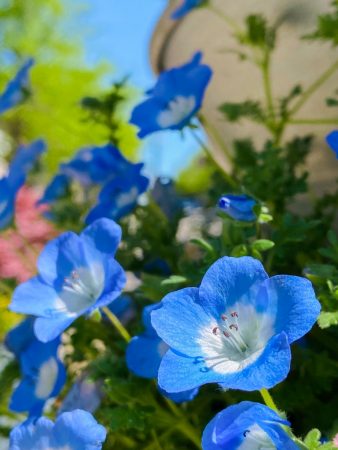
[333,434,338,448]
[0,186,57,282]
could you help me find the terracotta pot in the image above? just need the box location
[150,0,338,196]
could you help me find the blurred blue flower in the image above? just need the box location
[0,140,46,229]
[218,194,256,222]
[85,166,149,224]
[10,218,126,342]
[5,317,36,358]
[202,401,299,450]
[37,174,70,205]
[106,295,135,325]
[126,304,198,403]
[130,52,212,138]
[59,377,103,415]
[0,59,34,115]
[326,130,338,158]
[151,256,320,393]
[9,409,106,449]
[172,0,205,20]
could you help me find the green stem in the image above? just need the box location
[290,59,338,117]
[199,114,234,164]
[260,388,279,412]
[289,118,338,125]
[101,306,131,342]
[207,3,241,34]
[261,54,276,126]
[190,127,237,188]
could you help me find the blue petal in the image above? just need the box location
[10,379,45,415]
[34,315,75,342]
[126,335,164,379]
[81,218,122,255]
[5,317,35,357]
[10,276,62,317]
[198,256,268,317]
[10,417,54,450]
[326,130,338,158]
[38,174,70,205]
[171,0,203,19]
[8,140,46,189]
[158,333,290,392]
[258,275,321,344]
[130,98,167,138]
[151,287,210,356]
[161,387,199,403]
[52,409,107,449]
[0,177,16,229]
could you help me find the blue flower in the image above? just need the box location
[326,130,338,158]
[106,295,135,325]
[130,52,212,138]
[5,317,36,357]
[60,144,136,187]
[218,194,256,222]
[0,140,46,229]
[0,59,34,115]
[126,304,198,403]
[151,256,320,393]
[171,0,205,20]
[85,166,149,224]
[202,401,299,450]
[10,218,126,342]
[9,409,106,449]
[10,335,66,418]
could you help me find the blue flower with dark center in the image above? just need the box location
[130,52,212,138]
[202,401,299,449]
[85,166,149,224]
[326,130,338,158]
[171,0,205,20]
[0,59,34,115]
[151,256,320,393]
[9,409,106,449]
[126,303,199,403]
[10,218,126,342]
[6,318,66,418]
[0,140,46,229]
[218,194,256,222]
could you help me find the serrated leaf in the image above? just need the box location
[219,100,265,123]
[318,311,338,329]
[252,239,275,251]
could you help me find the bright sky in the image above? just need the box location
[75,0,201,179]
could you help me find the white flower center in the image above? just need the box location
[35,357,58,400]
[60,265,105,314]
[238,424,276,450]
[157,95,196,128]
[197,303,274,374]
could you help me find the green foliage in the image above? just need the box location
[304,1,338,46]
[239,14,276,50]
[219,100,266,123]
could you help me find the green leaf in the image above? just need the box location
[161,275,188,286]
[190,238,216,254]
[231,244,248,257]
[108,405,154,432]
[304,428,322,448]
[241,14,276,49]
[219,100,265,123]
[252,239,275,252]
[318,311,338,329]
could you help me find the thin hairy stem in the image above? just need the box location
[102,306,131,342]
[260,388,279,412]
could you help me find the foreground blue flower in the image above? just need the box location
[218,194,256,221]
[0,140,46,229]
[10,218,126,342]
[202,401,299,449]
[6,318,66,418]
[326,130,338,158]
[9,409,106,449]
[172,0,205,20]
[85,166,149,224]
[130,52,212,138]
[151,256,320,393]
[0,59,34,115]
[126,304,198,403]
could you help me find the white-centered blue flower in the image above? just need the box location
[130,52,212,138]
[10,218,126,342]
[151,256,320,393]
[202,401,299,450]
[9,409,106,450]
[6,318,66,418]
